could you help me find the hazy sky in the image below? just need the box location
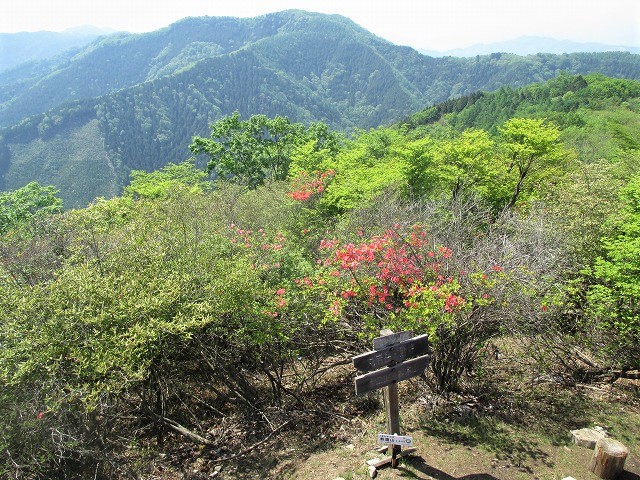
[1,0,638,51]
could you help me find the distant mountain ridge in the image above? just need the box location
[0,27,117,72]
[421,36,640,57]
[1,10,640,208]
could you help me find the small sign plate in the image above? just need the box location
[377,433,414,446]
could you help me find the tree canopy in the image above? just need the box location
[498,117,565,208]
[0,182,62,234]
[190,112,339,188]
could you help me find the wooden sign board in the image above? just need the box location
[373,330,414,350]
[354,354,430,395]
[378,433,414,446]
[353,334,429,373]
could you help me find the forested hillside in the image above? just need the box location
[0,28,113,72]
[1,72,638,479]
[1,10,640,207]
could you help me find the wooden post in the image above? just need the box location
[588,438,630,479]
[383,382,401,467]
[353,329,428,472]
[380,329,401,468]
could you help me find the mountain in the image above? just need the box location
[421,36,640,57]
[0,27,117,72]
[405,71,640,136]
[1,10,640,208]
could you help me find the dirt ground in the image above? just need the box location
[272,417,640,480]
[142,374,639,480]
[138,346,640,480]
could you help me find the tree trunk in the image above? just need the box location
[588,438,629,479]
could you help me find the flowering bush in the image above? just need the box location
[294,223,505,391]
[287,170,335,202]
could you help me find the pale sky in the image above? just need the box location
[1,0,638,51]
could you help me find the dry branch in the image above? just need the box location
[143,409,217,447]
[213,420,292,463]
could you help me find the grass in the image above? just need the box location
[259,339,640,480]
[121,342,640,479]
[272,379,639,480]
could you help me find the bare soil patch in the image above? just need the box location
[135,347,640,480]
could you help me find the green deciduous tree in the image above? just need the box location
[584,174,640,367]
[0,182,63,234]
[406,129,503,206]
[319,128,409,214]
[124,160,210,199]
[498,117,564,209]
[190,112,338,188]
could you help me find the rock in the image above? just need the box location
[561,477,576,480]
[593,425,609,436]
[570,428,607,449]
[368,465,378,478]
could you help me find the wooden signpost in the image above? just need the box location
[353,329,430,470]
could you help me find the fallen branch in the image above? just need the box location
[577,383,609,393]
[213,420,292,463]
[574,368,640,384]
[143,409,216,447]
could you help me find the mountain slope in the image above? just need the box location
[3,11,640,130]
[404,72,640,168]
[0,16,274,127]
[1,10,640,208]
[0,28,115,72]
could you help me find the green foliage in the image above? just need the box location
[543,161,625,263]
[190,112,338,188]
[319,128,409,214]
[406,128,502,204]
[315,116,571,215]
[0,181,62,234]
[584,175,640,367]
[498,117,566,208]
[124,160,210,198]
[409,73,640,135]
